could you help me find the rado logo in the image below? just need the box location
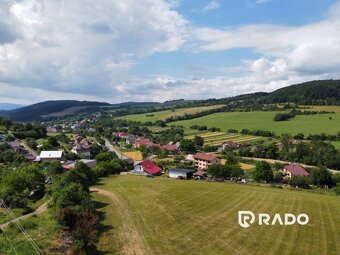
[238,211,309,228]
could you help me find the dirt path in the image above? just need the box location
[0,200,49,230]
[90,188,150,255]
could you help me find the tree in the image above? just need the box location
[253,161,274,183]
[194,136,204,149]
[280,133,293,160]
[180,139,196,153]
[335,183,340,196]
[310,167,334,188]
[289,176,310,189]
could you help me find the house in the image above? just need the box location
[71,143,91,158]
[193,153,221,170]
[25,154,37,162]
[125,134,138,145]
[8,140,25,153]
[63,159,97,170]
[39,151,63,162]
[222,141,241,150]
[134,160,161,175]
[74,135,85,144]
[281,164,310,179]
[186,154,194,161]
[162,144,179,154]
[169,168,194,179]
[112,132,128,138]
[133,138,154,148]
[193,170,207,180]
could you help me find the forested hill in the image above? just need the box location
[264,80,340,105]
[0,100,110,121]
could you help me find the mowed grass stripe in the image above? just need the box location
[204,134,243,142]
[94,175,340,255]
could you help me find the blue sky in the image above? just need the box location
[0,0,339,104]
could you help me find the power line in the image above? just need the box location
[1,227,19,255]
[1,200,45,255]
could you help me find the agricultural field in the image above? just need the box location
[122,151,143,161]
[301,105,340,113]
[92,175,340,255]
[185,131,262,146]
[118,105,225,122]
[173,111,340,135]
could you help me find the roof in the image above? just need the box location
[39,151,63,159]
[73,143,91,151]
[169,168,194,173]
[223,141,241,148]
[138,160,161,175]
[163,144,178,151]
[193,153,219,161]
[8,140,21,149]
[283,164,310,176]
[193,170,207,176]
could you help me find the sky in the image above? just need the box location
[0,0,340,104]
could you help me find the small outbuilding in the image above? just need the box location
[169,168,194,179]
[39,151,63,162]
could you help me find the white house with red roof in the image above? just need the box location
[193,153,221,170]
[281,164,310,179]
[134,160,161,175]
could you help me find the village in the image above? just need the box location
[2,125,312,184]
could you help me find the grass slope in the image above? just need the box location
[93,175,340,255]
[173,111,340,135]
[118,105,225,122]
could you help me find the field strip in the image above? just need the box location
[206,135,253,145]
[205,135,243,142]
[90,188,150,255]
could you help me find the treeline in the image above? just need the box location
[239,135,340,169]
[274,109,335,122]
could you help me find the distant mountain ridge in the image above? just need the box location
[1,79,340,121]
[0,100,110,121]
[0,103,25,110]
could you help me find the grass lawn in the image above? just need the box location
[173,111,340,135]
[0,210,60,255]
[118,105,225,122]
[92,175,340,255]
[330,141,340,149]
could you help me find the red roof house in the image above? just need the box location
[134,160,161,175]
[162,144,178,152]
[282,164,310,179]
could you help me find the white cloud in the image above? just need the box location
[0,0,340,104]
[202,1,221,12]
[192,1,340,76]
[255,0,272,4]
[0,0,187,101]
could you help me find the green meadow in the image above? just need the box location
[92,175,340,255]
[172,111,340,135]
[117,105,225,122]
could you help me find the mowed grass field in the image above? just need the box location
[92,175,340,255]
[185,131,262,146]
[118,105,225,122]
[173,111,340,135]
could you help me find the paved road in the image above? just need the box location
[0,200,49,230]
[104,138,129,160]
